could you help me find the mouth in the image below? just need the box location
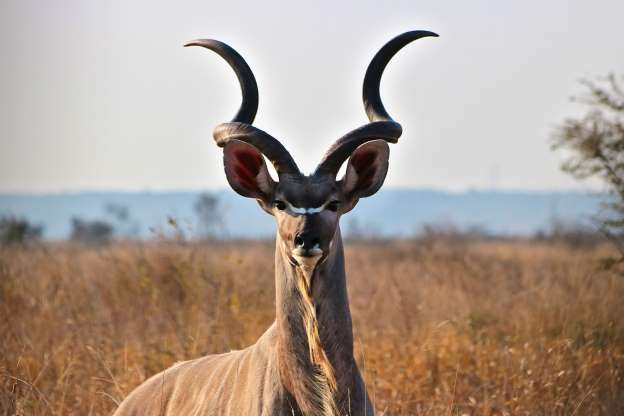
[292,246,323,258]
[290,246,325,273]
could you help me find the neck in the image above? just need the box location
[274,228,356,415]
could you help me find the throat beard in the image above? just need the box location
[290,252,338,416]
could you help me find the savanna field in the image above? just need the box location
[1,238,623,415]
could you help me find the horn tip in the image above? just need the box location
[184,39,214,48]
[407,30,439,38]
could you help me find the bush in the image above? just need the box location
[0,216,43,245]
[533,219,603,248]
[69,217,114,245]
[552,73,624,262]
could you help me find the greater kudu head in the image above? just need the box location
[186,31,437,269]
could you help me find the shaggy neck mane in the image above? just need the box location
[274,228,356,415]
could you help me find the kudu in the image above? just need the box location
[114,30,437,416]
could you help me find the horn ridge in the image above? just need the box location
[314,121,402,176]
[186,39,300,177]
[363,30,438,122]
[315,30,437,177]
[185,39,259,124]
[214,122,300,176]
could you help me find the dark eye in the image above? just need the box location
[326,200,340,212]
[273,200,286,211]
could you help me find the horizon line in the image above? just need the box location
[0,185,605,197]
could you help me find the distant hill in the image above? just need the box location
[0,189,605,240]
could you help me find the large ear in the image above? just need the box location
[341,140,390,200]
[223,140,275,201]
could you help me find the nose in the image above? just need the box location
[294,232,320,250]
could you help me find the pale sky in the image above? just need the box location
[1,0,622,193]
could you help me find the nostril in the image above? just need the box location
[294,235,304,247]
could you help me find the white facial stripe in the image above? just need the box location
[286,201,326,215]
[282,199,333,215]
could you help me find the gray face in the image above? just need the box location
[222,139,391,260]
[270,175,342,262]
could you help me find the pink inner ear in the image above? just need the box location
[232,149,263,193]
[351,150,378,189]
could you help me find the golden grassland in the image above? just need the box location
[1,239,623,415]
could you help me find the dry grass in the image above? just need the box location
[1,239,623,415]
